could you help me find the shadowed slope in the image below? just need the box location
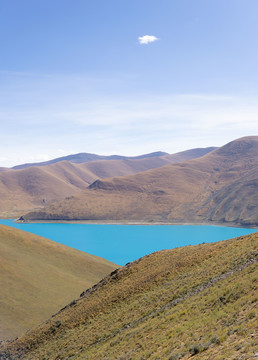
[1,232,257,359]
[0,225,117,340]
[23,136,258,226]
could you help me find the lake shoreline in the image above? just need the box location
[14,219,258,229]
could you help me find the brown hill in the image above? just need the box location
[22,136,258,226]
[0,162,93,218]
[0,225,117,340]
[0,147,215,218]
[75,147,216,179]
[1,232,257,359]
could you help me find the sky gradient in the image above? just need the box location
[1,0,258,167]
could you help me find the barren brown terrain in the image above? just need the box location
[0,147,215,217]
[22,136,258,226]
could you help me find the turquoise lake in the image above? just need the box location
[0,219,256,265]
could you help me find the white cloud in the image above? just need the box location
[138,35,159,45]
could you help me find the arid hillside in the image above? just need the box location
[0,147,215,217]
[23,136,258,226]
[0,162,93,218]
[1,232,257,359]
[0,225,117,340]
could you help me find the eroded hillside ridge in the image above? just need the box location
[22,136,258,226]
[1,232,257,359]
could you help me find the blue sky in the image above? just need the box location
[0,0,258,166]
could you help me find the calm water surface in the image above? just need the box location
[0,219,256,265]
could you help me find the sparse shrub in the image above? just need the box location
[248,310,255,319]
[235,344,242,351]
[210,335,221,345]
[189,344,201,355]
[202,342,210,351]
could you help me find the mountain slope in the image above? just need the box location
[1,232,257,359]
[23,136,258,226]
[0,147,215,218]
[0,225,117,340]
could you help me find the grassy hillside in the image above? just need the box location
[23,136,258,226]
[1,232,257,359]
[0,225,117,340]
[0,147,215,218]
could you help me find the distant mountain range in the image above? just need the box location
[2,232,257,359]
[0,147,216,217]
[12,151,169,170]
[22,136,258,227]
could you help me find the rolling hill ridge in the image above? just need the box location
[22,136,258,226]
[0,147,215,218]
[12,151,169,169]
[12,148,216,170]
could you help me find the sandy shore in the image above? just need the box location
[14,219,258,229]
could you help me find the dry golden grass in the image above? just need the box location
[1,232,257,359]
[0,225,117,340]
[24,136,258,226]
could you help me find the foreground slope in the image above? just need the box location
[24,136,258,226]
[1,232,257,359]
[0,225,117,340]
[0,147,215,218]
